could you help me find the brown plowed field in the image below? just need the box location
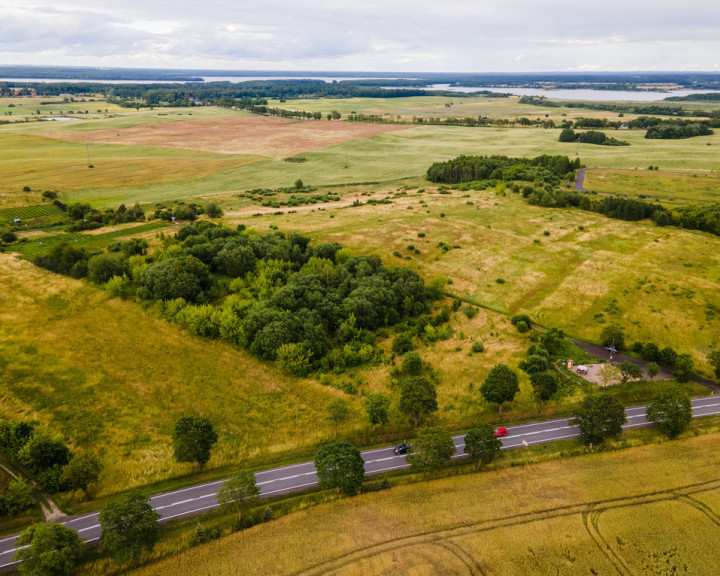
[37,115,410,157]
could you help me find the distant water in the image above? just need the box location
[40,116,81,121]
[0,76,396,84]
[430,84,720,102]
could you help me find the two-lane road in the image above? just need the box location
[2,395,719,569]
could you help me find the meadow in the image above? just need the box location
[2,102,719,209]
[234,186,720,378]
[127,430,720,576]
[1,93,719,501]
[584,168,720,206]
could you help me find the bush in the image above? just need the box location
[87,253,126,284]
[1,231,17,243]
[402,351,423,375]
[471,341,485,353]
[462,305,478,319]
[392,332,414,354]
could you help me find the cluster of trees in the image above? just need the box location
[645,118,715,139]
[0,419,102,498]
[558,128,628,146]
[86,224,431,375]
[601,325,695,383]
[426,154,581,185]
[65,202,145,232]
[520,96,719,119]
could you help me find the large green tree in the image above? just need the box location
[570,395,627,447]
[646,387,693,439]
[480,364,520,417]
[530,372,558,410]
[617,361,643,385]
[87,253,126,284]
[314,441,365,496]
[600,324,625,351]
[364,392,391,428]
[172,416,218,472]
[216,470,260,522]
[399,376,438,427]
[15,522,83,576]
[60,452,103,500]
[98,490,159,565]
[464,423,502,470]
[673,354,694,383]
[407,427,455,476]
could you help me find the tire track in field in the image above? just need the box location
[583,508,633,576]
[436,540,486,576]
[293,479,720,576]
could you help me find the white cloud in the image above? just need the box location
[0,1,718,71]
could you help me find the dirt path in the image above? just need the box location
[0,457,66,521]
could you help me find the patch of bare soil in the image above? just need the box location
[36,115,411,157]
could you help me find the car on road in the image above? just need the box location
[605,346,619,354]
[393,443,411,455]
[494,427,508,437]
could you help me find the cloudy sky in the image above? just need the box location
[2,0,719,72]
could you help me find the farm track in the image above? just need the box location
[292,479,720,576]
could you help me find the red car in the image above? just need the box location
[494,427,508,437]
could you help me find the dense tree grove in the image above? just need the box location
[426,154,581,184]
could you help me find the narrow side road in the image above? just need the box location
[1,395,719,569]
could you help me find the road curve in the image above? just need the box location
[2,395,719,568]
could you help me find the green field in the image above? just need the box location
[584,168,720,206]
[0,204,63,222]
[2,94,720,509]
[233,186,720,378]
[126,431,720,576]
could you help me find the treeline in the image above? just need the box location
[346,114,556,128]
[666,93,720,102]
[65,202,145,231]
[645,119,715,139]
[519,96,720,118]
[426,154,581,184]
[558,128,629,146]
[35,224,439,375]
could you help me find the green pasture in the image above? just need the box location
[584,168,720,206]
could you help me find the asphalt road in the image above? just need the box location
[2,395,719,568]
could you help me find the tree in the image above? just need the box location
[392,332,414,354]
[99,490,159,565]
[708,350,720,383]
[559,127,576,142]
[569,395,627,447]
[294,179,304,189]
[520,354,549,374]
[275,342,311,376]
[314,441,365,496]
[646,387,692,439]
[327,398,349,439]
[530,372,558,409]
[364,392,391,427]
[617,361,643,385]
[172,416,218,472]
[600,324,625,351]
[216,470,260,522]
[673,353,694,383]
[401,351,423,375]
[205,203,224,218]
[399,376,438,428]
[15,522,83,576]
[464,423,502,470]
[407,427,455,476]
[647,362,660,380]
[60,452,103,500]
[480,364,520,417]
[87,253,126,284]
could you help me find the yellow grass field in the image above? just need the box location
[127,431,720,576]
[234,187,720,378]
[584,168,720,206]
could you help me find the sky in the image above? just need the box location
[2,0,720,72]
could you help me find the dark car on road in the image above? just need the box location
[394,443,411,455]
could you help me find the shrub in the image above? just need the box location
[462,306,478,319]
[392,332,414,354]
[1,231,18,243]
[471,341,485,353]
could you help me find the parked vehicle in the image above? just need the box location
[605,346,618,354]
